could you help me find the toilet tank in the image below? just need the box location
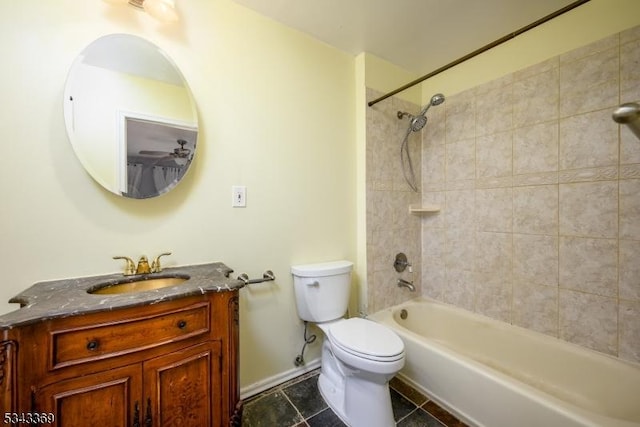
[291,260,353,323]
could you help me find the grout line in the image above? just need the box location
[390,383,423,407]
[616,33,621,359]
[279,389,307,427]
[300,407,328,424]
[394,407,418,425]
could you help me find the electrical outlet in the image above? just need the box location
[232,186,246,207]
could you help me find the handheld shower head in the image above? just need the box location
[431,93,445,106]
[419,93,446,116]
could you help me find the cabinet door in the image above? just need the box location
[37,364,143,427]
[143,341,222,427]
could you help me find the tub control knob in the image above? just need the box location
[394,253,411,272]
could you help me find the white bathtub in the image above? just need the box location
[370,297,640,427]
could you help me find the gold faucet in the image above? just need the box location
[113,256,136,275]
[114,253,171,275]
[135,256,151,274]
[151,252,172,273]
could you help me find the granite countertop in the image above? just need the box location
[0,262,245,330]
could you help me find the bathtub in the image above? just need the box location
[370,297,640,427]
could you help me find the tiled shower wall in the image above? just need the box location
[366,92,423,313]
[418,25,640,363]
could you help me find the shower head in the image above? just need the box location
[397,92,445,132]
[410,115,428,132]
[419,93,446,116]
[409,93,446,131]
[397,111,427,132]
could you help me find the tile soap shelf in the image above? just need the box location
[409,205,441,214]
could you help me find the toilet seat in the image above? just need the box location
[327,318,404,362]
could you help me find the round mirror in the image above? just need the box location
[63,34,198,199]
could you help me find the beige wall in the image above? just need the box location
[0,0,355,392]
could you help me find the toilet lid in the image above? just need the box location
[327,318,404,359]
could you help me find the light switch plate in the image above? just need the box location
[232,186,246,207]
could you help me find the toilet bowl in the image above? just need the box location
[291,261,405,427]
[323,317,405,373]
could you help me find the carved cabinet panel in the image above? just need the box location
[37,364,142,427]
[145,341,221,426]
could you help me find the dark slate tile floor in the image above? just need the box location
[241,370,469,427]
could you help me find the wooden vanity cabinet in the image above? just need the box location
[2,291,240,427]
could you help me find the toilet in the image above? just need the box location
[291,260,405,427]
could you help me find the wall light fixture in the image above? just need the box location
[105,0,179,23]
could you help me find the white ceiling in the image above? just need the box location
[232,0,580,76]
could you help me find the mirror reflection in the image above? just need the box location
[64,34,198,199]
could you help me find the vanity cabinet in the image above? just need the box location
[1,290,240,427]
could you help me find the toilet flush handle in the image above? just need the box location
[307,281,320,287]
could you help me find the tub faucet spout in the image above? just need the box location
[397,278,415,292]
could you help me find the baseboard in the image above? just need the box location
[240,358,321,400]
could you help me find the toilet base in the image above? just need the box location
[318,341,396,427]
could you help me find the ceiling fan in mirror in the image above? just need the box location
[138,139,192,166]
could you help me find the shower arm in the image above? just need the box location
[613,103,640,141]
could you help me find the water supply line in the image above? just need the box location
[294,321,317,366]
